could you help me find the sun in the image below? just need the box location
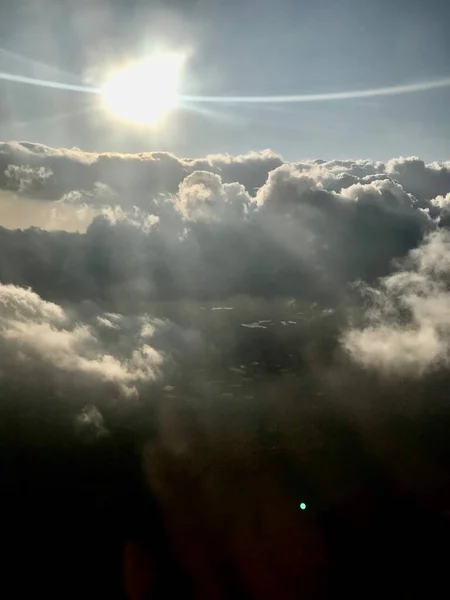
[101,53,184,125]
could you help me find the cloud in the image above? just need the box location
[0,146,436,313]
[0,146,440,405]
[431,192,450,227]
[343,230,450,375]
[2,141,450,211]
[386,156,450,203]
[0,142,282,208]
[4,164,53,194]
[0,283,165,396]
[255,164,432,291]
[177,170,253,222]
[1,144,449,598]
[74,404,109,440]
[0,144,448,468]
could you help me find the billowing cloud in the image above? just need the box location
[431,192,450,227]
[1,143,445,397]
[386,156,450,203]
[344,230,450,375]
[0,283,165,396]
[0,141,282,207]
[2,141,450,212]
[0,147,435,312]
[1,142,449,598]
[177,170,253,222]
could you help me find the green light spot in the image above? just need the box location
[300,502,306,510]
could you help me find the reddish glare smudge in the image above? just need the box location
[123,540,155,600]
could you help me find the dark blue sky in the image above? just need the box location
[1,0,450,160]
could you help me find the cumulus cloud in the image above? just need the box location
[344,230,450,375]
[0,146,446,432]
[177,170,253,222]
[0,144,442,404]
[2,141,450,212]
[1,143,449,598]
[255,163,432,294]
[0,142,282,208]
[386,156,450,203]
[431,192,450,227]
[0,283,165,397]
[0,145,438,315]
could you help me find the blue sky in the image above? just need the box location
[1,0,449,160]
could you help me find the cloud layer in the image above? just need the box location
[1,143,445,312]
[1,141,449,397]
[1,142,449,598]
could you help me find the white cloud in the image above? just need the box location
[343,231,450,375]
[386,156,450,201]
[0,283,165,396]
[256,164,322,208]
[177,170,253,221]
[0,283,66,323]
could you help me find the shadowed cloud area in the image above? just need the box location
[1,142,449,599]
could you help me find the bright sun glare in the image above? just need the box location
[101,53,184,125]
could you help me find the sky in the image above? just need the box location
[1,2,450,598]
[1,0,450,160]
